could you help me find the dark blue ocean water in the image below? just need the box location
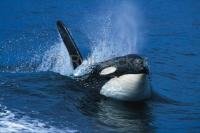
[0,0,200,132]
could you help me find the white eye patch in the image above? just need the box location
[100,66,117,75]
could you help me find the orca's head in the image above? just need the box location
[95,54,151,101]
[98,54,149,77]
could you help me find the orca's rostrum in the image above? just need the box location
[56,20,151,102]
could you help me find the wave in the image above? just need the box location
[0,104,78,133]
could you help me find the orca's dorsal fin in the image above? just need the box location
[56,20,83,69]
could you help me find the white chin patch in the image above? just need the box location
[100,74,151,101]
[100,66,117,75]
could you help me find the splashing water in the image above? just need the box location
[74,1,140,76]
[89,2,139,63]
[36,40,74,76]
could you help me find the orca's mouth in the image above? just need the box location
[100,74,151,101]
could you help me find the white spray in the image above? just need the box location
[90,2,138,63]
[37,39,74,76]
[74,1,140,76]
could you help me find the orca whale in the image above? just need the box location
[56,20,151,102]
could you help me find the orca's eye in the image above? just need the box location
[100,66,117,75]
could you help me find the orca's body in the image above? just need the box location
[56,20,151,102]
